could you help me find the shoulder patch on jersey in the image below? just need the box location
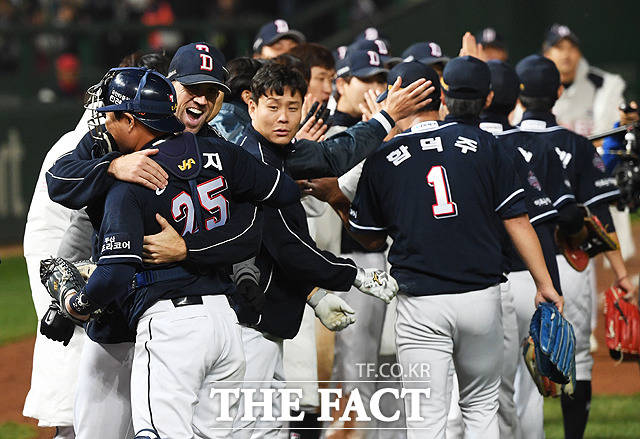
[153,132,202,180]
[587,71,604,89]
[527,170,542,191]
[592,154,605,172]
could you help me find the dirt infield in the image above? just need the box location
[1,227,639,438]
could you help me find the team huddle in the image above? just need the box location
[22,18,638,439]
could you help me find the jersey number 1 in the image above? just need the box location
[426,165,457,218]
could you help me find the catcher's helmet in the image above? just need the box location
[86,67,184,156]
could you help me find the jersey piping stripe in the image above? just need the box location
[98,254,143,262]
[145,317,158,433]
[55,151,74,161]
[348,219,386,231]
[190,207,258,252]
[257,142,265,163]
[239,136,248,147]
[262,267,274,294]
[552,194,576,207]
[394,122,457,138]
[495,128,520,137]
[583,189,621,206]
[495,188,525,212]
[277,209,358,269]
[529,209,558,225]
[260,170,280,202]
[46,160,110,181]
[372,112,392,134]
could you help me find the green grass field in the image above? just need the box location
[0,256,639,438]
[0,256,36,345]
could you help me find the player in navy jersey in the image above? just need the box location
[477,59,562,439]
[514,54,637,439]
[344,57,562,438]
[52,67,301,438]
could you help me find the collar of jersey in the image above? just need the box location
[479,112,512,132]
[520,111,558,131]
[246,124,292,158]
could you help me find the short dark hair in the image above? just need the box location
[225,57,264,102]
[271,53,311,83]
[444,96,484,118]
[519,95,557,112]
[287,43,335,71]
[251,62,308,103]
[119,50,170,75]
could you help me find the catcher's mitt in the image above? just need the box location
[604,286,640,361]
[556,207,618,272]
[523,303,576,397]
[40,257,88,325]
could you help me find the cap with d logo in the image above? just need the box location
[253,19,306,52]
[167,42,230,93]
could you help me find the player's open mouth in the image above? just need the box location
[185,107,204,125]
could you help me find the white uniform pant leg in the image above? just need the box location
[23,258,85,427]
[498,282,521,439]
[445,366,462,439]
[453,287,502,439]
[556,256,593,381]
[396,286,502,439]
[233,327,285,439]
[509,271,544,439]
[74,339,134,439]
[131,296,245,439]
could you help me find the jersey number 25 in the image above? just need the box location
[427,165,457,218]
[171,177,229,235]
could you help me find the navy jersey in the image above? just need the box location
[350,119,527,296]
[238,125,359,339]
[68,132,299,342]
[519,112,620,207]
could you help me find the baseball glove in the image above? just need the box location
[523,303,576,397]
[40,257,88,325]
[604,285,640,361]
[556,208,618,272]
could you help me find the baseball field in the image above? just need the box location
[1,225,640,439]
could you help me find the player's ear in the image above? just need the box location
[247,95,258,119]
[241,89,252,105]
[484,91,494,109]
[335,77,347,96]
[125,113,135,133]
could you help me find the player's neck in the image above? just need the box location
[400,111,440,131]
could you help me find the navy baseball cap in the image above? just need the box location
[348,39,401,64]
[476,27,506,49]
[515,54,560,98]
[376,61,440,103]
[544,23,580,49]
[487,60,519,108]
[441,56,491,99]
[167,43,230,93]
[337,50,388,79]
[402,42,449,66]
[253,19,305,53]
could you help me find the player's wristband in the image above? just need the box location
[69,291,98,316]
[307,288,328,308]
[371,111,396,134]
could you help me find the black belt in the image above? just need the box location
[171,296,203,307]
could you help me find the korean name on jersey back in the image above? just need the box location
[350,120,526,296]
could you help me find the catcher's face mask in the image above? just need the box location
[85,71,116,158]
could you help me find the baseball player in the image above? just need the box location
[48,66,303,438]
[514,54,637,439]
[401,41,450,77]
[253,19,305,59]
[23,51,171,439]
[226,61,437,438]
[344,57,563,438]
[479,60,563,439]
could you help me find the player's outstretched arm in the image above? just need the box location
[503,213,564,313]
